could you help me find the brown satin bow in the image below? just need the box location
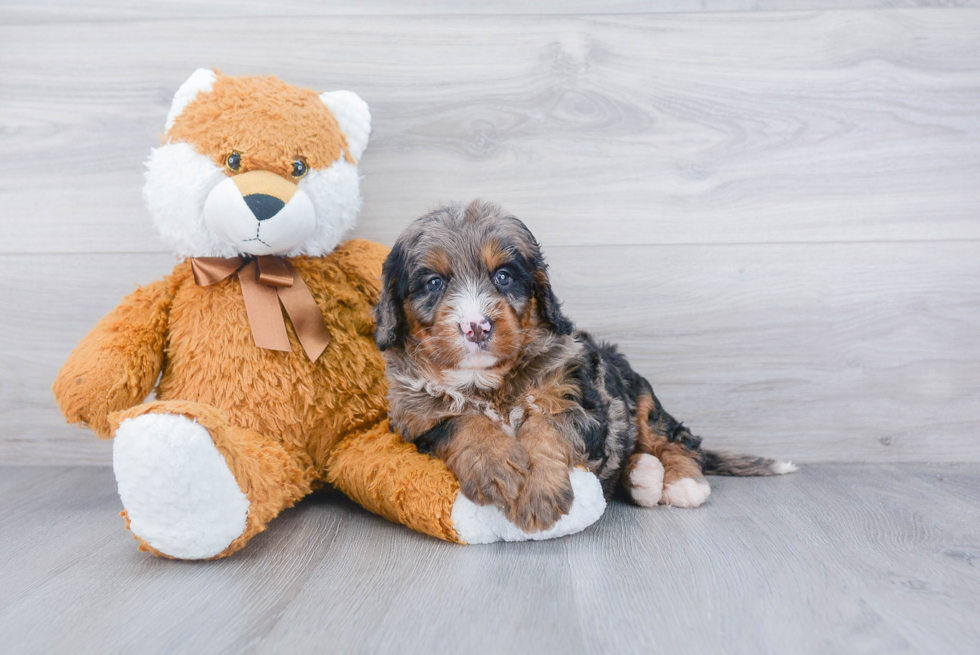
[190,256,331,362]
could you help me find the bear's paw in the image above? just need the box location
[113,413,249,559]
[450,468,605,544]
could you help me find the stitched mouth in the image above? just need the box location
[242,223,272,249]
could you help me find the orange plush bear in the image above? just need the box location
[53,70,605,559]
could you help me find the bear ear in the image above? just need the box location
[319,90,372,162]
[165,68,217,133]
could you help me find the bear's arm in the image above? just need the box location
[52,273,179,438]
[326,420,464,543]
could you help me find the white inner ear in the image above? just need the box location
[166,68,217,133]
[319,90,371,161]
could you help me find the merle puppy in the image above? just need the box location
[375,200,794,533]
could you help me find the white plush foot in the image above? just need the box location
[661,477,712,508]
[628,454,665,507]
[450,468,606,544]
[113,413,250,559]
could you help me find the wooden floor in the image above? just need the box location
[1,464,978,654]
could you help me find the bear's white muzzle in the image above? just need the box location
[203,170,316,256]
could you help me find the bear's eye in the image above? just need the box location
[291,158,308,179]
[225,152,242,172]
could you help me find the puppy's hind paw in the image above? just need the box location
[627,454,665,507]
[661,477,711,508]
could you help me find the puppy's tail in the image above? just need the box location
[701,450,798,477]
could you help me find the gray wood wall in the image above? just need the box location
[2,1,978,465]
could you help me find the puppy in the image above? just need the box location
[375,200,795,532]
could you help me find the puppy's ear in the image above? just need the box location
[374,242,409,351]
[510,216,574,336]
[534,263,574,336]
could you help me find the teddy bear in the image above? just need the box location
[52,69,606,559]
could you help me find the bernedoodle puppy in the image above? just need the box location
[375,200,795,533]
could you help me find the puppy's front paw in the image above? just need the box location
[508,470,575,533]
[454,444,530,510]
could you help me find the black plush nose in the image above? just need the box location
[244,193,285,221]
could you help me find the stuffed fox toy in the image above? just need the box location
[53,70,605,559]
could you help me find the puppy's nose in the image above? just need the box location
[243,194,285,221]
[460,316,493,344]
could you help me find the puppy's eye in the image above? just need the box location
[425,277,445,293]
[291,158,308,179]
[493,269,513,287]
[225,152,242,172]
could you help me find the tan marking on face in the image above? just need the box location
[406,281,525,377]
[520,292,541,326]
[484,297,523,364]
[232,170,298,204]
[168,74,355,179]
[409,300,462,370]
[480,240,508,273]
[420,247,452,276]
[405,300,428,343]
[442,291,546,386]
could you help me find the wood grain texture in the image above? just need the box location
[3,240,977,465]
[1,10,979,253]
[1,464,979,654]
[3,0,979,24]
[2,5,979,466]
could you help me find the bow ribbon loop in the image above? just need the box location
[190,256,331,361]
[255,256,294,288]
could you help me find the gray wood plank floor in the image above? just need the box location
[1,464,978,654]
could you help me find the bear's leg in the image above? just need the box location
[108,400,314,559]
